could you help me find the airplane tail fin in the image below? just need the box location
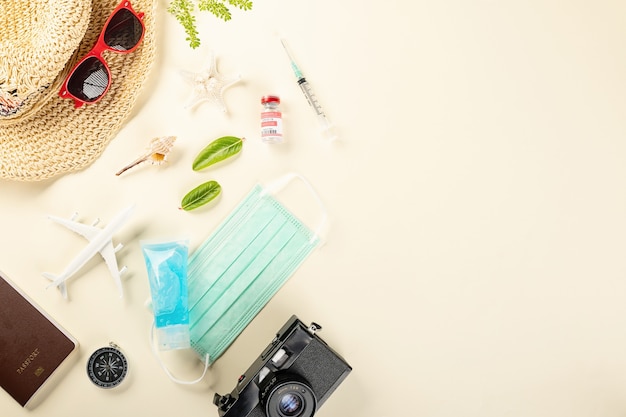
[42,273,68,299]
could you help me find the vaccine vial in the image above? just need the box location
[260,95,284,144]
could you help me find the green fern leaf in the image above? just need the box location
[199,0,232,21]
[167,0,201,48]
[168,0,253,48]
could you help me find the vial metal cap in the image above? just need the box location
[261,95,280,104]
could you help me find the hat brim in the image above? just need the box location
[0,0,156,182]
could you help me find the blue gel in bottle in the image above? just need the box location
[141,240,190,350]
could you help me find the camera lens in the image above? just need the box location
[278,393,303,416]
[263,378,317,417]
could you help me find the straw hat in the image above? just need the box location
[0,0,156,181]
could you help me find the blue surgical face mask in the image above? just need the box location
[187,173,327,363]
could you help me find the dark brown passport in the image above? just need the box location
[0,272,78,408]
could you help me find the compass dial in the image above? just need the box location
[87,345,128,388]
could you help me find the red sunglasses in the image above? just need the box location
[59,0,145,108]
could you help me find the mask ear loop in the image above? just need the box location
[150,321,210,385]
[260,172,328,243]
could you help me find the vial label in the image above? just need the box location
[261,111,283,143]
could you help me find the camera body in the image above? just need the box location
[213,315,352,417]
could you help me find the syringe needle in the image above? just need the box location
[280,38,304,80]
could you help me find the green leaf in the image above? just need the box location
[192,136,244,171]
[198,0,231,20]
[168,0,201,48]
[180,180,222,211]
[168,0,253,48]
[229,0,253,11]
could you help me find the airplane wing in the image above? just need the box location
[48,215,100,241]
[99,241,124,298]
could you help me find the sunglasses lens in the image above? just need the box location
[67,57,110,102]
[104,8,143,51]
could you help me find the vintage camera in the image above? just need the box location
[213,315,352,417]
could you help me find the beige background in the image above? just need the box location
[2,0,626,415]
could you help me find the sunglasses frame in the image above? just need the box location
[59,0,145,108]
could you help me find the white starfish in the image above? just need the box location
[181,51,240,113]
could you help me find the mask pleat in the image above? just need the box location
[188,201,277,309]
[187,186,264,286]
[189,212,287,331]
[204,228,314,357]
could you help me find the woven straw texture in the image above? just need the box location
[0,0,91,120]
[0,0,156,181]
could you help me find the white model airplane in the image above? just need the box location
[42,205,135,299]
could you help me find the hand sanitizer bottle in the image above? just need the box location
[141,240,191,350]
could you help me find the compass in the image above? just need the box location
[86,343,128,389]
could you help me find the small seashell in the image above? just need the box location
[116,136,177,176]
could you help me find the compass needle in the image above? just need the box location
[87,343,128,389]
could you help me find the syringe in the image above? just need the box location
[280,39,337,140]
